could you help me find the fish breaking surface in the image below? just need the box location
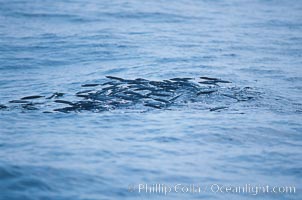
[1,76,260,113]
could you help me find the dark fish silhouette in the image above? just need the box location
[81,84,100,87]
[9,100,29,104]
[102,81,123,86]
[21,95,45,100]
[106,76,125,81]
[0,104,7,109]
[169,94,182,102]
[200,76,219,80]
[54,100,75,106]
[76,90,94,95]
[216,80,231,83]
[197,90,217,95]
[170,78,192,82]
[210,106,228,111]
[200,77,231,84]
[199,81,219,85]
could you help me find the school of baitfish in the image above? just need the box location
[0,76,260,113]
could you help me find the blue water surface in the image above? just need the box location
[0,0,301,199]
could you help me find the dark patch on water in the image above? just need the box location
[1,76,260,113]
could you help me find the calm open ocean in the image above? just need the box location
[0,0,301,199]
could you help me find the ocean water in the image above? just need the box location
[0,0,301,199]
